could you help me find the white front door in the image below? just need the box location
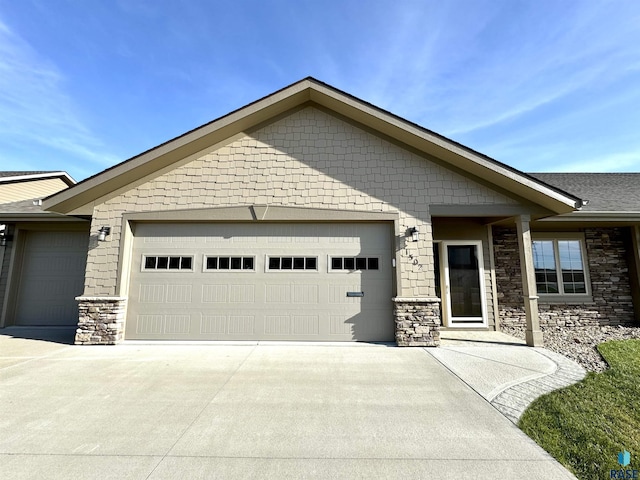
[440,241,487,328]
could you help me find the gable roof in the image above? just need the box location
[43,77,581,215]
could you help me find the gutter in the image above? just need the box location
[537,211,640,223]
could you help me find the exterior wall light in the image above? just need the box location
[408,227,419,242]
[98,226,111,242]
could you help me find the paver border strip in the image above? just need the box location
[490,348,586,424]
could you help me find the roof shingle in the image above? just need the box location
[529,173,640,212]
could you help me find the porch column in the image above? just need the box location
[515,215,543,346]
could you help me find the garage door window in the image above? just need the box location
[143,256,193,271]
[205,256,255,271]
[267,256,318,271]
[330,256,379,271]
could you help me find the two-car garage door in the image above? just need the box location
[126,223,394,342]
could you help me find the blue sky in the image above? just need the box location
[1,0,639,181]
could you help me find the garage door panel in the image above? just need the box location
[138,284,165,303]
[136,315,164,334]
[202,285,228,303]
[329,316,353,335]
[15,230,88,326]
[229,284,255,303]
[165,285,192,303]
[126,223,393,341]
[265,285,292,303]
[264,315,291,335]
[201,315,227,334]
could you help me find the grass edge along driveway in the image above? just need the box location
[519,339,640,480]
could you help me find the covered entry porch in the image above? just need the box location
[431,213,544,347]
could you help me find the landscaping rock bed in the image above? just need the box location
[501,325,640,372]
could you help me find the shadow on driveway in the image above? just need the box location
[0,326,76,345]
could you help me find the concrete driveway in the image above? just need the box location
[0,329,575,479]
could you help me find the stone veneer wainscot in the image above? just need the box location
[393,297,441,346]
[75,297,127,345]
[493,226,635,327]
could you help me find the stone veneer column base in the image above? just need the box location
[75,296,127,345]
[393,297,441,346]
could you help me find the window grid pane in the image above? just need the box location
[267,257,317,271]
[143,256,192,271]
[205,256,254,271]
[330,257,380,271]
[558,240,586,293]
[533,239,587,295]
[145,257,157,269]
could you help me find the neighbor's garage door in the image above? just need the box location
[14,230,88,326]
[126,223,393,341]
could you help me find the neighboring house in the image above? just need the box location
[0,78,638,346]
[0,171,75,204]
[0,172,89,329]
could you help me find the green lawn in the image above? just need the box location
[519,339,640,480]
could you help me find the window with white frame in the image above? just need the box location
[266,256,317,271]
[329,256,380,271]
[143,256,193,271]
[532,238,588,295]
[205,256,255,271]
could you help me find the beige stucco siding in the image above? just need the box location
[0,178,69,204]
[84,107,517,299]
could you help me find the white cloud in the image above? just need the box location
[353,1,640,141]
[0,16,118,174]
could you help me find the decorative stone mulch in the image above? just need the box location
[501,325,640,373]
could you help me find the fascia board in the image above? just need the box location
[307,83,579,214]
[43,84,313,214]
[0,213,87,222]
[43,77,579,215]
[0,171,76,186]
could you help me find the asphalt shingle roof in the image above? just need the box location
[0,171,56,178]
[529,173,640,212]
[0,198,46,214]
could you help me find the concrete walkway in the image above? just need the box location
[429,331,587,423]
[0,328,577,479]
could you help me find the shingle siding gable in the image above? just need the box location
[84,107,518,297]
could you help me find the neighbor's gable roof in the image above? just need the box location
[0,171,76,186]
[43,77,581,215]
[0,197,85,222]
